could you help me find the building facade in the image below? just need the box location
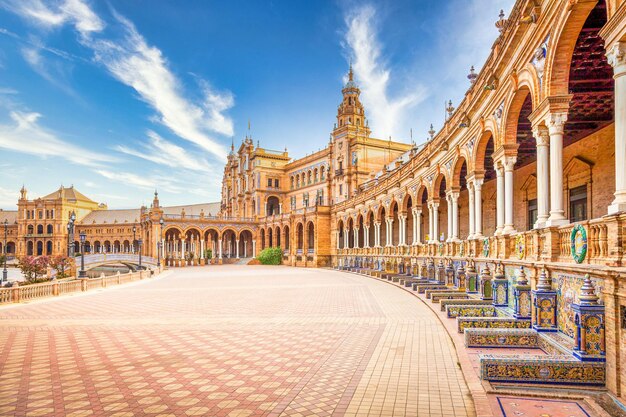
[2,0,626,399]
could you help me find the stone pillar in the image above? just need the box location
[344,228,349,249]
[532,268,557,332]
[607,42,626,214]
[374,222,381,247]
[218,239,223,260]
[450,192,459,240]
[491,262,509,307]
[572,274,605,361]
[386,218,393,247]
[252,240,256,258]
[336,231,341,250]
[479,264,492,301]
[353,227,359,249]
[545,113,569,226]
[502,157,517,234]
[200,239,205,259]
[495,163,505,234]
[446,193,453,242]
[398,215,407,246]
[467,182,475,240]
[427,203,434,243]
[533,126,550,227]
[431,202,439,243]
[413,208,422,244]
[513,267,531,320]
[236,239,240,259]
[474,179,483,238]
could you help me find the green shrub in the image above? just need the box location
[257,247,282,265]
[204,249,212,259]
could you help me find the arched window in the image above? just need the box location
[27,225,34,234]
[37,225,43,234]
[46,224,53,234]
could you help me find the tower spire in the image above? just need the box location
[348,61,354,82]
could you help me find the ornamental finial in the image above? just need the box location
[578,274,599,305]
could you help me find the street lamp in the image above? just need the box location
[132,226,137,254]
[3,219,8,285]
[138,238,143,270]
[79,231,86,278]
[158,218,164,267]
[67,211,76,257]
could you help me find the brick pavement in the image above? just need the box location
[0,266,475,417]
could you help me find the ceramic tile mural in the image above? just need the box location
[552,273,604,338]
[504,266,518,310]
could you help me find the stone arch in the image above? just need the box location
[473,130,496,175]
[296,222,304,250]
[502,85,535,146]
[266,195,281,216]
[544,0,600,97]
[451,156,469,189]
[306,221,315,251]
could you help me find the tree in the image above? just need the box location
[49,255,74,279]
[18,256,50,282]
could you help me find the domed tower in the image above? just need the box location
[334,65,370,136]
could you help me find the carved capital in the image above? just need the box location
[546,112,568,135]
[503,156,517,171]
[606,41,626,69]
[532,125,550,146]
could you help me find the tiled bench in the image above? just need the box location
[479,353,605,385]
[424,288,458,299]
[464,328,538,348]
[414,284,447,294]
[440,298,490,312]
[457,316,531,333]
[431,292,470,303]
[447,304,496,318]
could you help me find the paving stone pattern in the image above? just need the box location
[0,266,475,417]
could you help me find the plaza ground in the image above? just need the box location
[0,266,602,417]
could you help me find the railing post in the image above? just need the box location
[80,278,88,292]
[52,280,59,296]
[12,282,20,303]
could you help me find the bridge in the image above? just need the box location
[76,254,158,271]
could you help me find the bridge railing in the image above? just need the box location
[0,268,163,305]
[77,254,157,267]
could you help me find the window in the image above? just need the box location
[569,185,587,223]
[528,199,538,230]
[303,193,309,207]
[339,184,343,196]
[274,179,279,188]
[267,178,272,188]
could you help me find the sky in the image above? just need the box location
[0,0,515,210]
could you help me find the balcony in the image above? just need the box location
[335,168,344,177]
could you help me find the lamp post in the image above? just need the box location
[79,231,86,278]
[138,238,143,270]
[158,218,164,267]
[67,211,76,257]
[3,219,8,285]
[132,226,137,254]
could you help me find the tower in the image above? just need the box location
[334,65,370,136]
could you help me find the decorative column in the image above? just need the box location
[236,239,240,259]
[473,179,483,238]
[445,260,455,287]
[450,192,459,240]
[427,203,434,243]
[436,259,445,283]
[431,202,440,243]
[532,268,557,332]
[491,262,508,307]
[353,227,359,248]
[386,218,393,247]
[398,215,407,246]
[363,226,370,248]
[513,266,531,320]
[200,239,205,259]
[572,274,605,361]
[466,260,478,293]
[252,240,256,258]
[495,163,505,234]
[374,222,381,247]
[468,181,475,239]
[456,263,466,291]
[413,208,422,244]
[420,258,428,280]
[344,228,349,249]
[336,231,341,250]
[218,239,223,260]
[502,156,517,234]
[479,264,492,300]
[607,42,626,214]
[533,126,550,227]
[545,113,569,226]
[446,193,453,242]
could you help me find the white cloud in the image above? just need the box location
[5,0,233,161]
[0,186,18,207]
[343,5,427,141]
[86,13,232,160]
[115,130,213,173]
[2,0,104,37]
[0,111,115,166]
[93,169,193,195]
[21,45,79,97]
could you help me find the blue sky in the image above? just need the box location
[0,0,514,209]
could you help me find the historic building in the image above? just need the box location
[2,0,626,400]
